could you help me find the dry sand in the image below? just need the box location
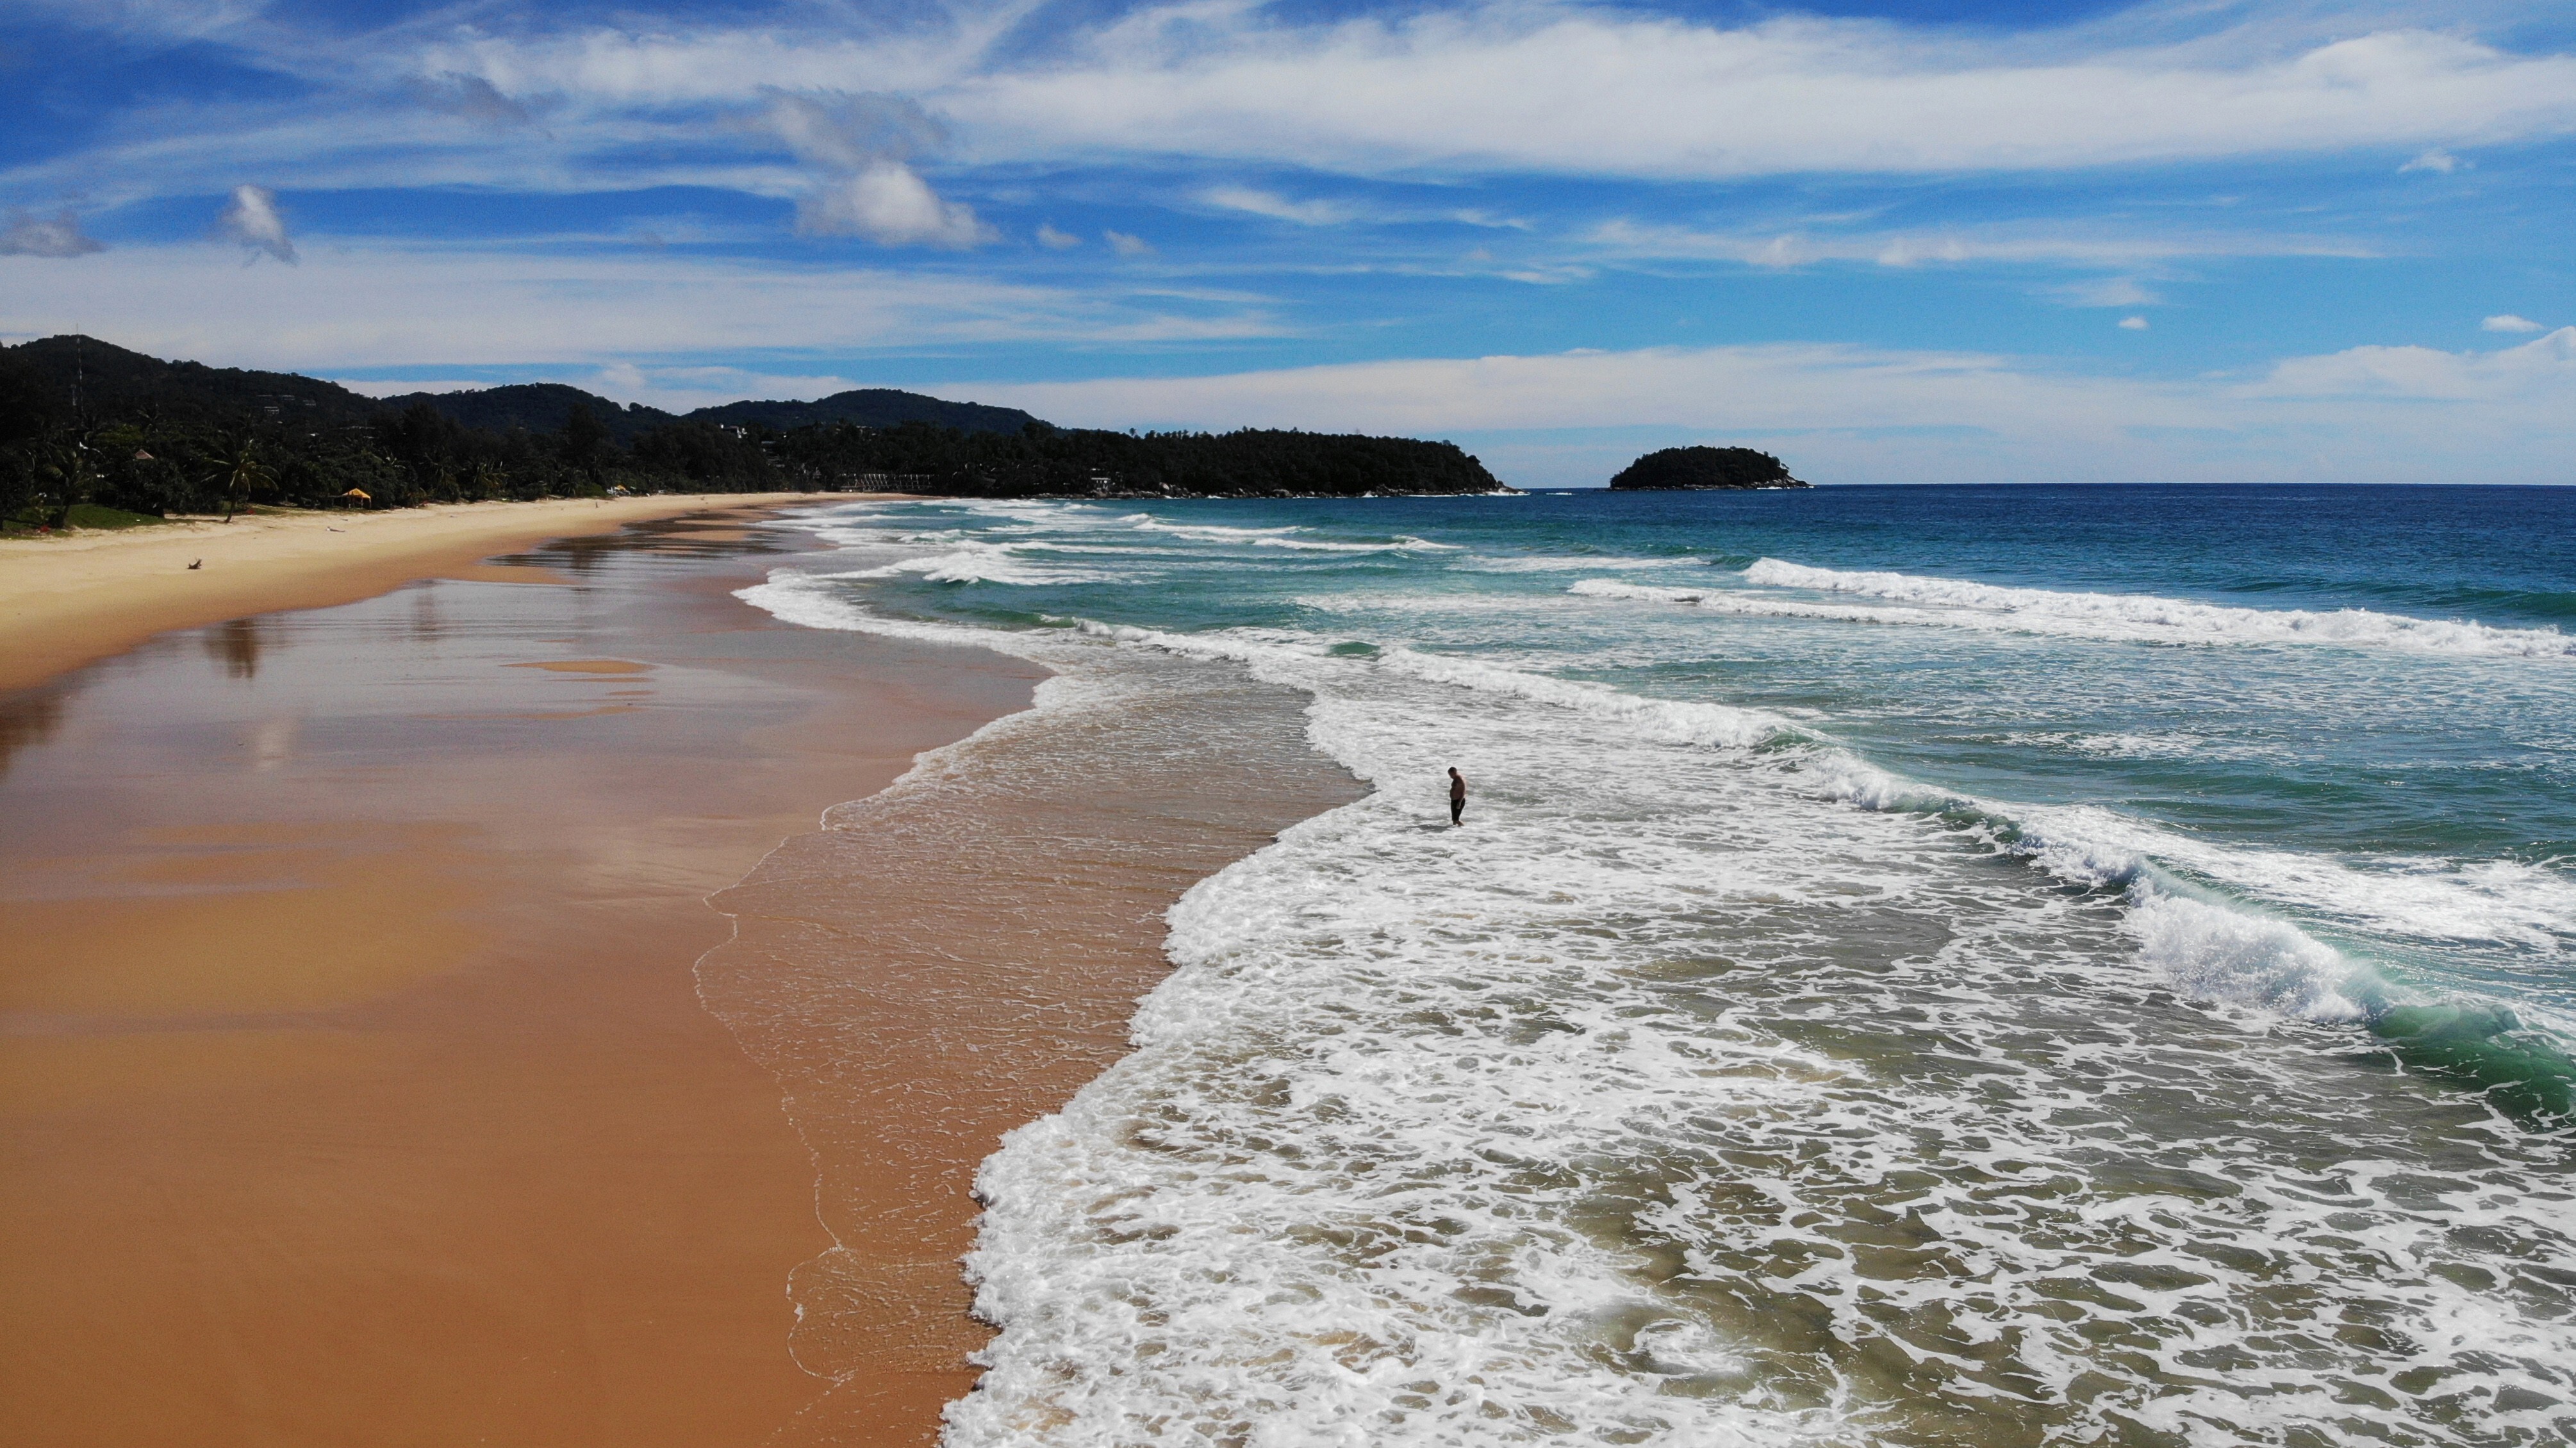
[0,494,815,690]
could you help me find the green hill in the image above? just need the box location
[1,336,1505,523]
[374,383,679,445]
[693,388,1039,436]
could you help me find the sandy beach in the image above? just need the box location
[0,495,816,691]
[3,500,1045,1446]
[1,496,1373,1446]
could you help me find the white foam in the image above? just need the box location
[1458,554,1703,573]
[950,628,2570,1445]
[729,498,2576,1447]
[1731,559,2576,658]
[1122,514,1458,553]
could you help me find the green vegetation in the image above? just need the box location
[1607,445,1808,490]
[0,336,1502,522]
[767,419,1499,498]
[63,503,170,530]
[5,502,173,536]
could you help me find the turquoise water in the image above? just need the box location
[745,484,2575,1446]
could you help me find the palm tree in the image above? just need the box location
[29,434,99,525]
[208,434,270,522]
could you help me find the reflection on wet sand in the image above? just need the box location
[203,616,270,679]
[0,504,1044,1448]
[0,690,66,784]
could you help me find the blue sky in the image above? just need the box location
[2,0,2571,484]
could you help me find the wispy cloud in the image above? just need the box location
[1036,222,1082,249]
[957,330,2576,484]
[2482,313,2545,333]
[2060,277,2161,309]
[1105,229,1154,257]
[2249,326,2575,402]
[953,19,2576,179]
[0,210,105,258]
[409,73,534,128]
[383,12,2576,183]
[217,184,293,263]
[3,240,1280,366]
[2398,148,2463,172]
[1589,218,2374,270]
[1201,186,1352,226]
[2119,316,2150,331]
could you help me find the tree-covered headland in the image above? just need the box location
[1607,446,1809,490]
[0,336,1505,528]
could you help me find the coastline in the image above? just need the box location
[1,502,1060,1445]
[696,638,1368,1444]
[0,493,820,691]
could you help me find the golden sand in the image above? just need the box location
[0,506,1043,1447]
[0,494,816,690]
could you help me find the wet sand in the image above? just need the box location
[0,507,1048,1447]
[701,648,1367,1444]
[0,493,815,691]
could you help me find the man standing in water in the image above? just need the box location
[1448,767,1467,827]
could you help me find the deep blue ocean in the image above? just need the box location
[745,483,2575,1447]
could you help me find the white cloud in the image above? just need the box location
[757,90,991,249]
[1592,218,2372,270]
[2482,313,2545,333]
[2060,277,2159,309]
[2247,325,2575,402]
[1036,222,1082,249]
[2398,148,2461,172]
[0,210,104,258]
[218,183,295,263]
[0,241,1276,366]
[585,363,865,413]
[410,73,534,128]
[952,332,2576,484]
[19,8,2572,241]
[2119,315,2149,330]
[761,90,945,172]
[1105,229,1154,256]
[948,19,2576,179]
[968,342,2190,438]
[1201,186,1352,226]
[796,160,993,248]
[396,14,2576,183]
[336,364,871,415]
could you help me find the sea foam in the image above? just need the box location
[727,497,2576,1448]
[1573,565,2576,657]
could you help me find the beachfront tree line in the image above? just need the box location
[1,340,1499,527]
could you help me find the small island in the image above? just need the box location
[1607,446,1809,490]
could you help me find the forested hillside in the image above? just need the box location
[0,337,1501,526]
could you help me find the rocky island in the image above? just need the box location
[1608,445,1810,490]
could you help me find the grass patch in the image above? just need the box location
[6,503,173,535]
[63,503,171,530]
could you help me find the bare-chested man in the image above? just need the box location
[1448,766,1467,826]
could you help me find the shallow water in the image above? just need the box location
[739,485,2576,1447]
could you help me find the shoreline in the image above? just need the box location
[1,502,1057,1446]
[0,493,827,690]
[695,636,1367,1443]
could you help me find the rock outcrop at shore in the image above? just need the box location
[1608,446,1810,490]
